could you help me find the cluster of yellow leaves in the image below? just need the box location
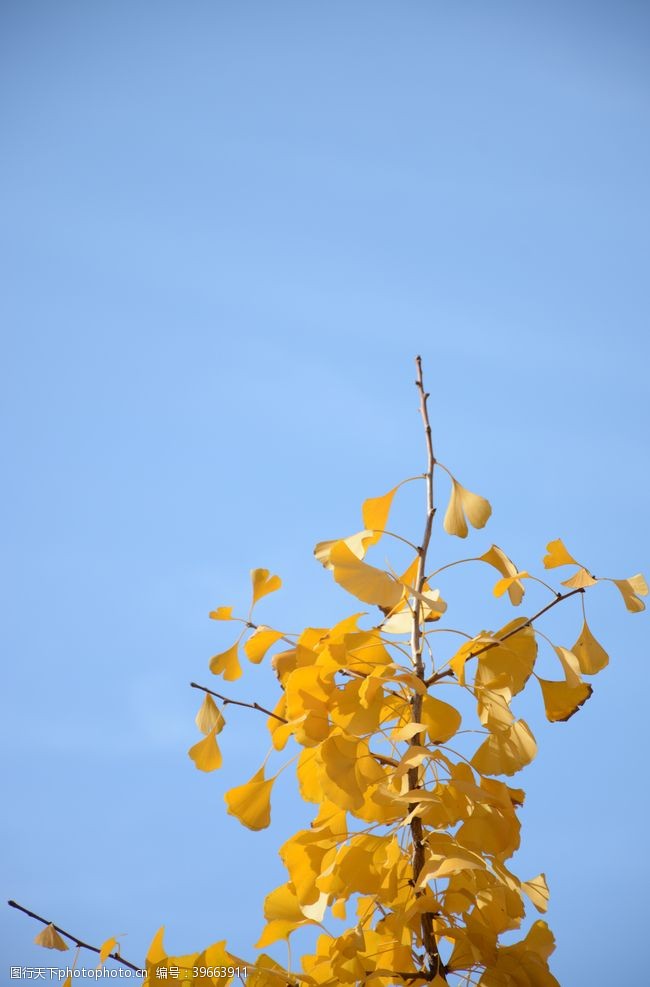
[178,474,646,986]
[181,471,645,986]
[543,538,647,611]
[33,464,641,985]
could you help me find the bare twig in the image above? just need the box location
[190,682,288,722]
[7,900,143,973]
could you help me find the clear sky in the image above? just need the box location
[2,2,648,984]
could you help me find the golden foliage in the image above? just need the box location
[179,383,644,987]
[31,363,642,986]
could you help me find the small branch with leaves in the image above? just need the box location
[7,900,143,973]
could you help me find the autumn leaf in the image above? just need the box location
[543,538,578,569]
[493,572,530,599]
[475,619,538,697]
[251,568,282,604]
[444,477,492,538]
[225,767,274,830]
[327,540,405,609]
[538,678,592,723]
[571,618,609,674]
[208,606,233,620]
[34,924,68,951]
[209,642,242,680]
[361,484,400,549]
[314,530,372,568]
[421,693,462,744]
[472,720,537,776]
[195,693,225,735]
[480,545,526,605]
[537,645,593,722]
[561,567,597,589]
[522,874,550,913]
[611,573,648,612]
[146,927,166,965]
[244,627,284,663]
[98,937,119,965]
[188,726,223,772]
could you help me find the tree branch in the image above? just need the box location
[409,356,447,983]
[190,682,288,722]
[7,900,143,973]
[425,587,585,687]
[190,683,398,767]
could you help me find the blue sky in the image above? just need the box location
[1,2,648,984]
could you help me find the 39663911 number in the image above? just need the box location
[191,968,247,979]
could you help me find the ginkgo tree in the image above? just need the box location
[21,357,646,985]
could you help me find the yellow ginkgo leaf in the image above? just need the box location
[419,854,485,882]
[195,693,225,735]
[476,619,538,697]
[493,572,530,599]
[197,941,238,982]
[421,693,462,744]
[247,953,296,987]
[208,606,233,620]
[98,937,119,965]
[417,836,486,885]
[264,882,306,924]
[571,619,609,674]
[188,726,223,772]
[255,920,302,948]
[320,732,365,811]
[331,898,346,920]
[256,879,320,946]
[443,478,492,539]
[390,721,427,741]
[268,697,293,751]
[449,633,495,686]
[486,920,558,984]
[328,541,405,609]
[314,530,372,568]
[553,645,582,688]
[543,539,578,569]
[244,627,284,664]
[538,678,592,723]
[611,573,648,613]
[34,924,68,951]
[251,568,282,604]
[479,545,525,605]
[146,927,166,965]
[522,873,550,913]
[471,720,537,777]
[225,767,274,831]
[209,642,242,681]
[361,485,399,549]
[371,553,420,623]
[561,567,597,589]
[379,610,416,634]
